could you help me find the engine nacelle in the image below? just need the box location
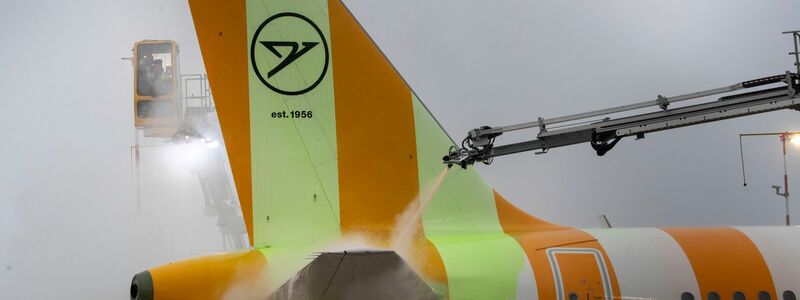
[130,250,266,300]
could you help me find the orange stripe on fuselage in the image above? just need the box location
[188,0,253,246]
[662,227,776,299]
[494,190,567,234]
[494,191,621,299]
[328,0,447,283]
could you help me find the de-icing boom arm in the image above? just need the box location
[443,71,800,168]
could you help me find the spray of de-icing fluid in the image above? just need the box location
[390,167,449,257]
[222,167,451,299]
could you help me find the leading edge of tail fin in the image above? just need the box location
[189,0,555,248]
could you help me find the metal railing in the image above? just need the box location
[181,73,214,115]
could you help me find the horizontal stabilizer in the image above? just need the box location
[268,250,437,300]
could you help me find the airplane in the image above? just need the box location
[129,0,800,299]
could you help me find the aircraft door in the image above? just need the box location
[546,248,613,300]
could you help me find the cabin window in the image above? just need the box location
[759,291,771,300]
[708,292,721,300]
[785,291,797,300]
[568,292,578,300]
[681,292,695,300]
[734,291,746,300]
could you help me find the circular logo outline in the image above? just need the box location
[250,12,330,96]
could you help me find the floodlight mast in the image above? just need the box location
[740,131,800,226]
[443,32,800,169]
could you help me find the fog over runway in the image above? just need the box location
[2,0,800,298]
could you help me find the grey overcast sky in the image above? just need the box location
[2,0,800,298]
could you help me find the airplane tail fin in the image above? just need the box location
[188,0,556,249]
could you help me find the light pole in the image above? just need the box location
[772,185,790,226]
[740,131,800,226]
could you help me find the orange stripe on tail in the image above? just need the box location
[329,0,418,240]
[188,0,253,246]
